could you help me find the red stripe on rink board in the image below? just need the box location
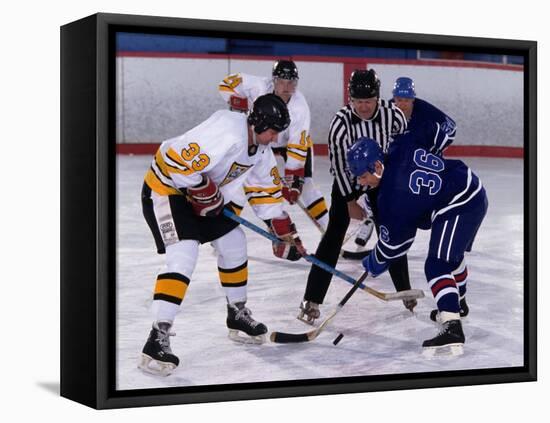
[116,51,523,72]
[444,145,523,158]
[116,143,523,158]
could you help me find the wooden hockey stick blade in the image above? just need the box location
[270,286,423,344]
[270,308,339,344]
[363,286,425,301]
[270,331,311,343]
[340,249,371,260]
[270,272,367,346]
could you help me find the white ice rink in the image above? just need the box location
[116,155,524,391]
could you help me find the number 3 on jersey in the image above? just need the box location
[181,142,210,172]
[409,148,444,195]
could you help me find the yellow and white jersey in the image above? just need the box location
[144,110,285,221]
[218,72,312,172]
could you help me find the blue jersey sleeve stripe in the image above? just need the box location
[378,236,416,250]
[432,179,483,221]
[376,245,410,260]
[376,239,413,260]
[451,169,473,204]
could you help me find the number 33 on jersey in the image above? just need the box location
[144,109,285,220]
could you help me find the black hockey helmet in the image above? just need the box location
[348,69,381,99]
[272,60,299,80]
[248,93,291,134]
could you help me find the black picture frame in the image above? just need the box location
[60,12,537,409]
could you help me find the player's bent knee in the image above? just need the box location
[165,240,200,276]
[213,227,248,268]
[424,257,461,281]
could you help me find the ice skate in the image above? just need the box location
[138,321,179,376]
[422,318,465,357]
[226,302,267,344]
[341,219,374,259]
[297,300,320,325]
[429,297,469,323]
[354,218,374,247]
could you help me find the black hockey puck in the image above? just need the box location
[333,333,344,345]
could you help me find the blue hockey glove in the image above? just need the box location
[362,249,388,278]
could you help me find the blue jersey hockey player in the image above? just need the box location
[392,77,457,155]
[347,128,488,356]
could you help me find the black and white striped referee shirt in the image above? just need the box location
[328,99,407,201]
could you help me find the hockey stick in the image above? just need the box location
[342,222,362,246]
[341,248,371,260]
[222,209,424,302]
[295,198,358,245]
[279,173,354,244]
[270,271,369,343]
[296,198,325,234]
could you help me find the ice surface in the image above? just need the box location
[116,155,524,390]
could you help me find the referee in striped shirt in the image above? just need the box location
[298,69,415,324]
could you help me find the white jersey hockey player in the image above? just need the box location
[218,60,329,230]
[139,94,306,376]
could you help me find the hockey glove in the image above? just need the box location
[362,248,389,278]
[186,175,224,217]
[282,168,305,204]
[229,95,249,112]
[270,212,307,261]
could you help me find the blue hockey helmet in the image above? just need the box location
[347,137,384,177]
[392,77,416,98]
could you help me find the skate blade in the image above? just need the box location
[228,329,266,345]
[432,313,468,324]
[138,354,177,376]
[422,343,464,358]
[296,313,317,326]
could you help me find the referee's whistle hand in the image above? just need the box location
[347,200,366,220]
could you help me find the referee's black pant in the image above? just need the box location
[303,180,411,304]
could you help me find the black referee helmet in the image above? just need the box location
[348,69,380,99]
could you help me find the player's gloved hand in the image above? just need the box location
[270,211,307,261]
[229,95,249,112]
[362,249,388,278]
[282,168,305,204]
[186,175,224,217]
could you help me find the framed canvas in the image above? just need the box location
[60,12,537,409]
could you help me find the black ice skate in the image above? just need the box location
[341,219,374,260]
[297,300,320,325]
[138,321,179,376]
[422,319,465,357]
[429,297,469,323]
[226,302,267,344]
[354,218,374,247]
